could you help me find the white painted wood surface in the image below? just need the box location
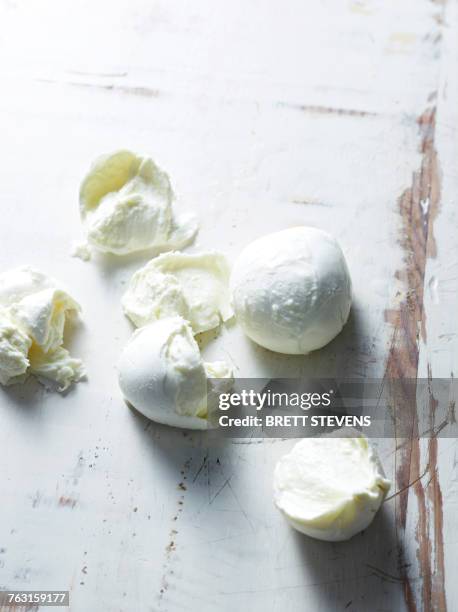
[0,1,456,610]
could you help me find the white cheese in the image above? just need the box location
[273,436,390,541]
[79,150,198,256]
[122,251,233,334]
[0,312,31,386]
[71,241,92,262]
[118,316,232,429]
[0,267,85,391]
[230,227,352,354]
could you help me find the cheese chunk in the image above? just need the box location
[0,267,85,391]
[122,251,233,334]
[79,150,198,256]
[118,317,232,429]
[273,436,390,541]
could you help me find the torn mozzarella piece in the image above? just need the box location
[0,312,31,386]
[0,267,85,391]
[122,251,233,334]
[273,436,390,541]
[28,345,85,391]
[71,241,92,262]
[118,316,233,430]
[79,150,198,256]
[8,287,80,354]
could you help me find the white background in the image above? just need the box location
[0,1,457,610]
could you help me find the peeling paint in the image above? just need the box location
[384,103,445,611]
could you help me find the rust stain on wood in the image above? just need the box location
[426,369,447,612]
[384,105,441,387]
[406,370,448,612]
[384,105,445,611]
[58,495,78,508]
[288,102,377,118]
[412,434,432,610]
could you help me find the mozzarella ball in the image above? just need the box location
[230,227,352,354]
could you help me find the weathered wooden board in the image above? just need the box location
[0,1,456,610]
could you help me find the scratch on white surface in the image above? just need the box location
[36,77,162,98]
